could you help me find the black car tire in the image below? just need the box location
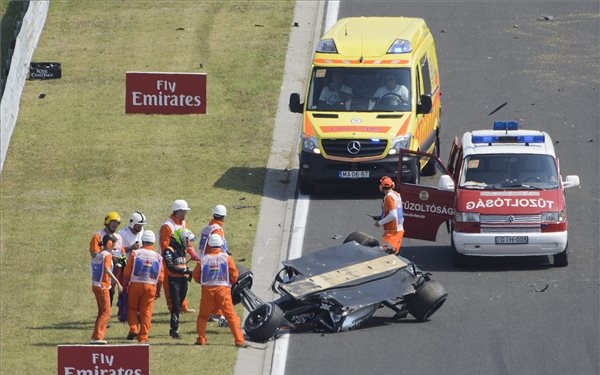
[231,263,253,305]
[343,231,380,247]
[407,280,448,321]
[553,244,569,267]
[244,302,284,343]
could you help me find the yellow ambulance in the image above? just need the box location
[290,16,442,194]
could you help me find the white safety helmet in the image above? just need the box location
[213,204,227,217]
[129,211,147,228]
[208,233,224,248]
[172,199,191,212]
[141,230,156,243]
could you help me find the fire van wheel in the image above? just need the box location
[451,234,467,268]
[553,245,569,267]
[407,280,448,321]
[343,231,380,247]
[244,302,284,343]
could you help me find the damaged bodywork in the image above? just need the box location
[232,232,448,342]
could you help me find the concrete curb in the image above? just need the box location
[233,1,325,374]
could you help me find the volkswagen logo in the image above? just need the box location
[347,141,361,155]
[506,216,515,223]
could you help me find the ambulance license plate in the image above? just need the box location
[339,171,369,178]
[495,236,528,245]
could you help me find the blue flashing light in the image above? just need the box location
[472,135,499,144]
[387,39,412,54]
[493,121,519,131]
[516,135,545,143]
[316,39,338,53]
[472,134,545,144]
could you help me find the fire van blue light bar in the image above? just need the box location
[493,121,519,130]
[515,135,545,143]
[471,134,545,144]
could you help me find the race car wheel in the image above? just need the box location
[407,280,448,321]
[343,231,380,247]
[231,263,253,305]
[553,244,569,267]
[244,302,284,343]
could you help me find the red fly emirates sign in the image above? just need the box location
[125,72,206,114]
[57,345,149,375]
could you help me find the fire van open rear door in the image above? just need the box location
[396,149,455,241]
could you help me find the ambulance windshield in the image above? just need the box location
[306,68,411,112]
[460,154,559,189]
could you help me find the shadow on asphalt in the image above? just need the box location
[401,244,554,273]
[215,166,383,200]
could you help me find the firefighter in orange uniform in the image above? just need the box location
[193,234,247,347]
[159,199,199,314]
[197,204,230,326]
[373,176,405,254]
[198,204,229,257]
[90,234,123,344]
[122,230,164,343]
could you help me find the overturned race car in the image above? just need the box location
[232,232,448,342]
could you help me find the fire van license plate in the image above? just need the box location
[339,171,369,178]
[495,236,529,245]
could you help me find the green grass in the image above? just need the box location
[0,1,294,374]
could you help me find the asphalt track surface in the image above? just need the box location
[237,1,599,375]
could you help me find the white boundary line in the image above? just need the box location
[270,195,309,375]
[270,3,340,375]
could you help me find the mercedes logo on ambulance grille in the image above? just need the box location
[347,141,361,155]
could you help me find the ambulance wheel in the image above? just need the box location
[298,174,316,195]
[421,133,440,176]
[407,280,448,321]
[553,245,569,267]
[407,158,420,184]
[244,302,284,343]
[344,231,380,247]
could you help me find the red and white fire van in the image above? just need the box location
[396,121,580,267]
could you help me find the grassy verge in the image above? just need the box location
[0,1,294,374]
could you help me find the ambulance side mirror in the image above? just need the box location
[562,175,580,188]
[438,175,455,191]
[289,93,304,113]
[416,94,432,114]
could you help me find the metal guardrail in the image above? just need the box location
[0,0,49,172]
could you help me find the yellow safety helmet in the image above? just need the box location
[104,211,122,226]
